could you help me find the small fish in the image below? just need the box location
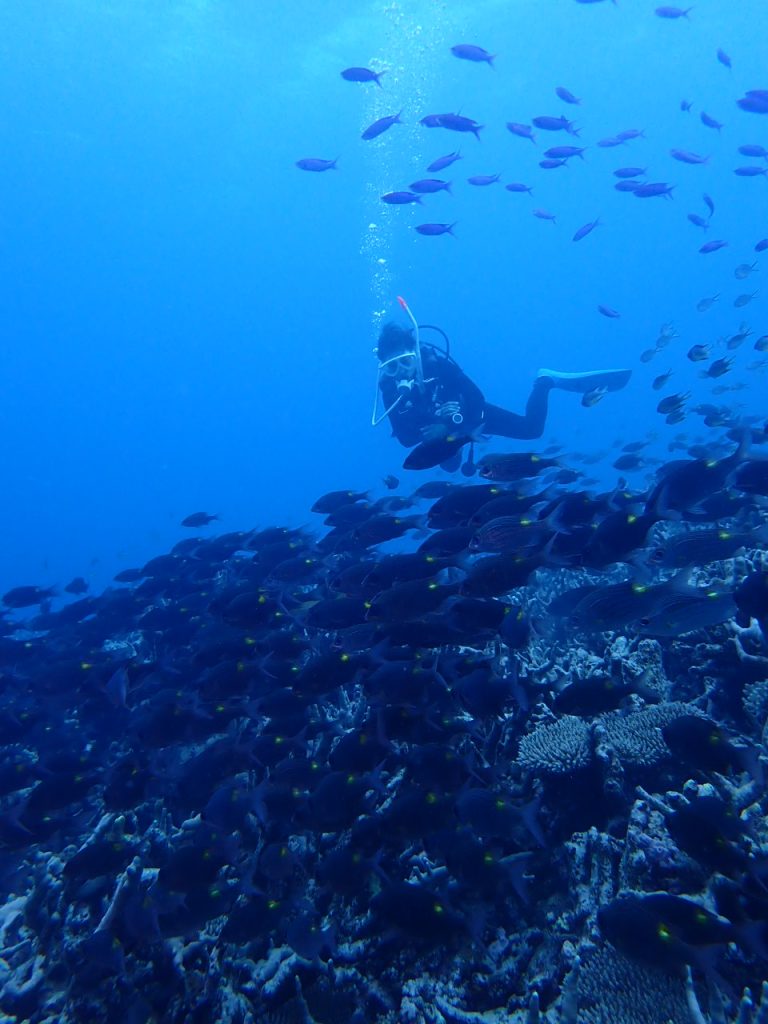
[296,157,337,172]
[696,294,718,311]
[598,305,621,318]
[467,174,500,186]
[702,192,715,216]
[414,222,456,236]
[597,136,624,148]
[532,115,579,135]
[539,158,568,169]
[451,44,495,65]
[755,335,768,352]
[738,144,768,159]
[544,145,586,159]
[582,387,607,407]
[382,475,399,490]
[699,239,728,254]
[616,128,645,141]
[671,148,708,164]
[533,208,557,222]
[680,99,693,112]
[735,261,758,278]
[362,111,402,140]
[727,325,751,348]
[614,166,646,178]
[716,48,732,69]
[427,151,462,172]
[757,239,768,252]
[737,91,768,115]
[734,165,768,177]
[655,6,692,17]
[653,370,673,390]
[734,291,758,307]
[341,67,386,87]
[556,86,581,104]
[572,218,600,242]
[614,180,642,192]
[505,182,533,194]
[701,357,733,378]
[381,191,422,205]
[687,213,709,229]
[409,178,452,194]
[506,122,536,143]
[657,322,679,344]
[64,576,89,595]
[700,111,723,131]
[687,344,710,361]
[181,512,218,527]
[633,181,675,198]
[657,391,689,414]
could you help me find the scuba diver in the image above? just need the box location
[371,297,632,472]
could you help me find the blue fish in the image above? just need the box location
[341,67,386,87]
[362,111,402,140]
[426,151,462,172]
[555,86,581,104]
[450,44,495,66]
[295,157,337,172]
[572,218,600,242]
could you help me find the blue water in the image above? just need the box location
[1,0,765,598]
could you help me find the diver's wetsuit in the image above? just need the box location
[380,346,552,447]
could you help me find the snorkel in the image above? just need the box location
[371,295,425,427]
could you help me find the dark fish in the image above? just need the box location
[539,158,567,169]
[616,129,644,141]
[311,489,368,513]
[572,218,600,242]
[450,44,495,65]
[734,165,768,177]
[615,180,642,192]
[422,113,483,139]
[533,208,557,222]
[362,111,402,140]
[701,110,723,131]
[381,191,422,205]
[598,304,621,317]
[680,99,692,112]
[614,166,646,177]
[382,474,399,489]
[555,86,581,104]
[477,452,558,481]
[341,67,386,86]
[426,150,462,172]
[699,239,728,253]
[404,434,471,470]
[415,222,456,236]
[663,715,762,780]
[687,344,710,361]
[598,136,624,147]
[544,145,586,159]
[717,48,732,69]
[633,181,675,198]
[702,192,715,216]
[505,182,533,194]
[409,178,452,194]
[181,511,218,528]
[655,6,692,18]
[670,148,708,164]
[738,143,768,159]
[701,357,732,378]
[732,461,768,495]
[2,585,57,608]
[757,238,768,251]
[598,893,736,973]
[737,92,768,115]
[64,577,89,596]
[687,213,708,229]
[295,157,337,172]
[696,294,718,310]
[506,122,536,142]
[653,370,673,390]
[532,115,579,135]
[467,174,500,186]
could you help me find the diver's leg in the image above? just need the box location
[483,378,552,441]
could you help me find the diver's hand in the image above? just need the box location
[420,423,449,441]
[435,401,462,420]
